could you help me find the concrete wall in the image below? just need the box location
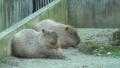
[68,0,120,28]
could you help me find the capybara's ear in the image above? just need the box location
[42,29,45,33]
[65,26,69,31]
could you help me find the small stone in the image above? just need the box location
[107,52,112,55]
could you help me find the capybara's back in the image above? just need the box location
[11,29,40,58]
[33,19,80,48]
[11,29,64,58]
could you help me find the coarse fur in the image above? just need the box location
[33,19,80,48]
[11,29,64,58]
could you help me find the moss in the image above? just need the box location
[78,41,120,57]
[0,39,8,56]
[78,41,98,54]
[0,56,8,64]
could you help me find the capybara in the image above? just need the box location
[33,19,80,48]
[11,29,64,58]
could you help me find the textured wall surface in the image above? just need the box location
[0,0,33,32]
[68,0,120,28]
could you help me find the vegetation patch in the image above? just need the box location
[78,41,120,57]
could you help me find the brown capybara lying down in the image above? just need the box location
[11,29,64,59]
[33,19,80,48]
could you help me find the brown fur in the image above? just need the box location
[11,29,64,58]
[33,19,80,48]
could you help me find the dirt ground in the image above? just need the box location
[0,28,120,68]
[0,48,120,68]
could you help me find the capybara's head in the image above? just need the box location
[41,29,59,49]
[64,26,80,46]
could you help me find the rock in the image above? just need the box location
[112,29,120,46]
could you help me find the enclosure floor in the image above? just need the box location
[0,48,120,68]
[0,28,120,68]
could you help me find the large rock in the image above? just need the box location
[11,29,64,58]
[33,19,80,48]
[112,29,120,46]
